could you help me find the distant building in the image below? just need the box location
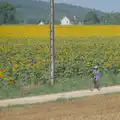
[78,21,83,25]
[104,20,108,24]
[60,16,83,25]
[38,21,44,25]
[73,16,83,25]
[60,16,71,25]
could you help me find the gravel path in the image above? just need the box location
[0,85,120,107]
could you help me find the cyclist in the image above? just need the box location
[92,66,100,91]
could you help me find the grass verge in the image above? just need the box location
[0,73,120,100]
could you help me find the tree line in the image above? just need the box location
[1,2,120,25]
[0,2,18,25]
[84,11,120,25]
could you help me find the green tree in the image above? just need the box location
[101,12,120,25]
[0,2,17,24]
[84,11,100,24]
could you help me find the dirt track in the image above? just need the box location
[0,93,120,120]
[0,86,120,107]
[0,86,120,120]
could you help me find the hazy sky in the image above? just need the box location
[42,0,120,12]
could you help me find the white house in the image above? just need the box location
[38,21,44,25]
[60,16,71,25]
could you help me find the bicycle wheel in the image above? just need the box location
[88,79,94,91]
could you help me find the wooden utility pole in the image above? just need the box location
[50,0,55,85]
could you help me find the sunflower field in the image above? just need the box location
[0,25,120,88]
